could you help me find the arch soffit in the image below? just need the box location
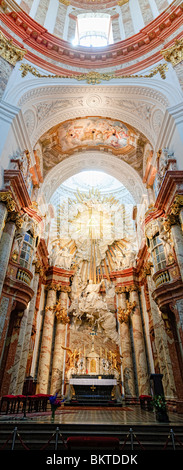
[41,151,146,204]
[6,78,178,148]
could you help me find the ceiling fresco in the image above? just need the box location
[39,117,146,178]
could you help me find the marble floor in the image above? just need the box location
[1,406,183,425]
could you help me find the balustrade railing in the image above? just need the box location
[16,267,32,285]
[153,269,170,288]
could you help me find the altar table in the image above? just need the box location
[69,375,117,404]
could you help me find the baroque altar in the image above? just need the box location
[69,374,117,405]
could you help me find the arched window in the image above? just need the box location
[19,231,34,270]
[149,233,166,272]
[73,14,113,47]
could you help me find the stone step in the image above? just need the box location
[0,422,182,451]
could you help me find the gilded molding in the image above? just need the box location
[161,38,183,67]
[0,30,26,66]
[19,63,168,84]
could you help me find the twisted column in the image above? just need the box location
[37,285,57,393]
[129,286,150,396]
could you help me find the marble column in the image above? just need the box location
[0,221,16,298]
[146,274,176,398]
[50,290,68,395]
[129,287,150,396]
[30,283,45,378]
[15,268,40,394]
[179,207,183,229]
[118,290,136,398]
[171,223,183,282]
[8,308,29,395]
[37,287,57,393]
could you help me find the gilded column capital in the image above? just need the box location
[60,285,71,293]
[161,38,183,67]
[128,283,139,292]
[115,286,126,294]
[7,211,24,228]
[0,191,16,212]
[0,30,26,66]
[45,282,71,293]
[45,282,58,291]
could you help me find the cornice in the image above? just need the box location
[155,170,183,213]
[0,0,183,73]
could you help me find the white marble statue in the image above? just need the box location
[69,279,119,344]
[49,243,73,269]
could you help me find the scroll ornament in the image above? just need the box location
[118,300,136,323]
[46,300,70,324]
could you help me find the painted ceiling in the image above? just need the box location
[39,116,145,178]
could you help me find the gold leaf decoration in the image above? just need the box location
[19,63,168,83]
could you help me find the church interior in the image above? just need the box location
[0,0,183,452]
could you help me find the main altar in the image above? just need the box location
[65,330,120,405]
[69,374,117,405]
